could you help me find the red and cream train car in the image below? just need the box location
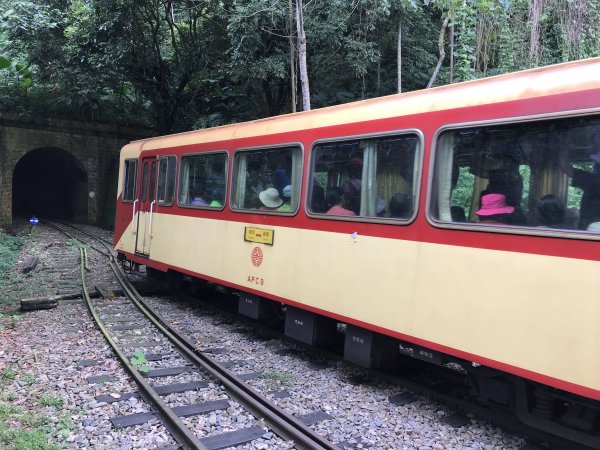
[114,58,600,445]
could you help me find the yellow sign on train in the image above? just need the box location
[244,227,274,245]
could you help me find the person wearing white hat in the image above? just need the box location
[258,187,283,211]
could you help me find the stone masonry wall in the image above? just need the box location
[0,114,149,230]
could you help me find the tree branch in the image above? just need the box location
[427,16,449,89]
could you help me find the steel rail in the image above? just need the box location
[43,221,111,258]
[56,221,339,450]
[58,221,597,450]
[105,251,338,450]
[78,248,208,450]
[56,219,114,246]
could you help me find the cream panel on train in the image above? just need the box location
[139,214,600,393]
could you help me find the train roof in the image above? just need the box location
[126,57,600,152]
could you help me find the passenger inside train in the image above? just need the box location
[475,193,514,224]
[278,185,293,212]
[179,152,227,208]
[432,114,600,233]
[233,145,301,212]
[388,193,412,219]
[341,157,363,215]
[535,194,566,228]
[309,133,418,220]
[325,187,355,216]
[258,188,283,211]
[209,188,224,208]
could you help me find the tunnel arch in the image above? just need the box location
[12,147,89,223]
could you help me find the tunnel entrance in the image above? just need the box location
[12,147,89,223]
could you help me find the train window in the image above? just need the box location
[140,162,149,202]
[232,145,302,213]
[149,161,157,202]
[308,134,420,219]
[122,159,137,202]
[431,114,600,233]
[157,156,176,206]
[178,152,227,209]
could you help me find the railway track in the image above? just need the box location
[160,291,592,450]
[46,221,339,450]
[45,221,597,450]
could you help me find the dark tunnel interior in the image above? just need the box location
[12,147,89,223]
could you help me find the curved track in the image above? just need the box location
[47,221,339,450]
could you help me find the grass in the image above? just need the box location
[0,230,22,290]
[67,238,86,252]
[261,370,293,383]
[0,392,16,402]
[260,370,293,391]
[0,402,60,450]
[21,372,36,386]
[39,395,64,408]
[0,312,22,330]
[0,376,68,449]
[0,365,17,386]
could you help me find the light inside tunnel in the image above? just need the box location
[12,147,89,222]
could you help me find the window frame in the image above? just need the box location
[156,155,177,207]
[426,108,600,241]
[305,129,424,224]
[122,158,138,203]
[176,150,228,211]
[230,143,304,215]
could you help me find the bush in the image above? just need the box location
[0,230,21,279]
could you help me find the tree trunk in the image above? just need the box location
[427,16,450,89]
[528,0,545,65]
[289,0,297,113]
[397,21,402,93]
[449,18,454,83]
[295,0,310,111]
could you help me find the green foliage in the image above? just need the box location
[452,4,477,82]
[261,370,292,383]
[130,350,149,373]
[39,395,64,408]
[67,239,84,252]
[260,370,292,392]
[0,365,16,385]
[451,166,475,217]
[567,162,592,209]
[0,230,22,283]
[0,0,596,131]
[0,392,16,402]
[20,372,36,386]
[0,401,60,450]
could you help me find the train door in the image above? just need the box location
[135,156,157,256]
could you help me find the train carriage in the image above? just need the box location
[114,58,600,446]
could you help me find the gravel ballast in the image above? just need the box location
[0,224,528,449]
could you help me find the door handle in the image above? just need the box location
[131,199,138,233]
[149,200,156,236]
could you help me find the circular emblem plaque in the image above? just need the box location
[251,247,263,267]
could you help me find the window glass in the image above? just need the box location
[149,161,157,202]
[123,160,137,202]
[178,153,227,208]
[308,134,419,219]
[232,146,302,212]
[431,115,600,232]
[141,162,149,202]
[157,156,176,205]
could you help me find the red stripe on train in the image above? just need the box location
[114,88,600,261]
